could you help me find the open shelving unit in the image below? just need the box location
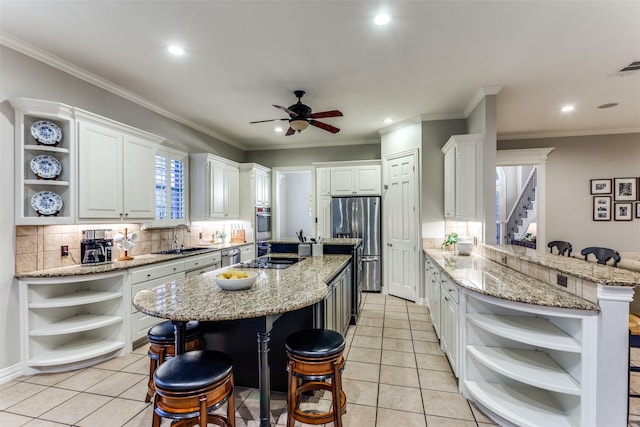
[19,271,128,373]
[462,292,597,427]
[10,97,76,225]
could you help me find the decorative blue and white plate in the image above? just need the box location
[30,120,63,145]
[30,155,62,180]
[31,191,63,216]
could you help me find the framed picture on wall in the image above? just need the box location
[593,196,611,221]
[590,179,612,194]
[614,203,633,221]
[613,177,638,201]
[636,202,640,219]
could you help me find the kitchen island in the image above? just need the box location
[424,245,639,427]
[133,254,351,427]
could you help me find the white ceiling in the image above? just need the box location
[1,1,639,151]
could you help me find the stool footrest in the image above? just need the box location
[293,382,346,425]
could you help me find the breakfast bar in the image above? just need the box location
[424,244,639,427]
[133,254,351,427]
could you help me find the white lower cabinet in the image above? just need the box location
[463,292,595,427]
[425,259,442,338]
[239,244,255,262]
[184,251,222,277]
[440,276,459,376]
[130,260,185,342]
[19,271,127,373]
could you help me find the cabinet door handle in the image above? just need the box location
[173,267,177,271]
[147,273,151,278]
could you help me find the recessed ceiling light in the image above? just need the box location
[561,105,575,112]
[598,102,619,109]
[274,127,283,133]
[383,118,393,124]
[374,13,391,26]
[167,45,184,56]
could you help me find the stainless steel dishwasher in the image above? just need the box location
[221,248,241,267]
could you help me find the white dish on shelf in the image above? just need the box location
[30,155,62,179]
[31,191,63,216]
[31,120,63,145]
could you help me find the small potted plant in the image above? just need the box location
[441,232,458,250]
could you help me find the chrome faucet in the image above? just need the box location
[171,224,191,250]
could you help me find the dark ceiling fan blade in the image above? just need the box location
[249,118,288,124]
[285,127,296,136]
[307,110,343,119]
[273,104,298,117]
[310,120,340,133]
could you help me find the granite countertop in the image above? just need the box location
[269,238,362,246]
[15,242,253,278]
[133,254,351,321]
[485,244,640,286]
[424,249,600,311]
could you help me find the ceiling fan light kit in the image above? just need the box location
[250,90,343,135]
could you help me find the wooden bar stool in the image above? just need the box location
[145,320,205,402]
[152,350,235,427]
[285,329,347,427]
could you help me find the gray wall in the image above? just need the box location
[499,133,640,253]
[0,46,244,161]
[421,119,467,237]
[245,143,381,168]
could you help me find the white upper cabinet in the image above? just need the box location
[317,168,332,196]
[317,163,381,197]
[330,164,381,196]
[190,153,240,220]
[442,134,483,221]
[76,111,162,221]
[10,98,76,225]
[239,163,271,223]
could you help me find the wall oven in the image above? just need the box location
[255,206,272,257]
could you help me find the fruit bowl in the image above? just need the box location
[214,270,258,291]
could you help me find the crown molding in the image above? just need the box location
[496,148,555,166]
[464,85,503,117]
[245,137,380,151]
[0,32,245,150]
[498,127,640,141]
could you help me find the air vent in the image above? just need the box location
[616,61,640,74]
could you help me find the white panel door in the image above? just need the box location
[122,135,156,220]
[77,120,123,219]
[386,153,417,301]
[385,154,420,301]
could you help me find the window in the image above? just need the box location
[152,148,188,226]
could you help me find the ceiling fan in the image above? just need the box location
[250,90,343,135]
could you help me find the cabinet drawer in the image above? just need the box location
[131,311,165,341]
[130,260,184,284]
[442,279,459,303]
[183,252,221,271]
[185,263,220,277]
[131,272,185,313]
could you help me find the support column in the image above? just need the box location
[597,284,634,427]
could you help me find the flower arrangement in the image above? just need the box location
[441,232,459,249]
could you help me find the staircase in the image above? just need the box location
[506,167,537,244]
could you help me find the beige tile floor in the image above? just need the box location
[0,293,637,426]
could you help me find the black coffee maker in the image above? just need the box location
[81,229,113,265]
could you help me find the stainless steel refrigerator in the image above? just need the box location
[331,196,381,291]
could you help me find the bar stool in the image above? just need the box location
[285,329,347,427]
[152,350,235,427]
[145,320,205,402]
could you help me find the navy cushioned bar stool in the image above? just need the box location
[145,320,205,402]
[285,329,347,427]
[152,350,235,427]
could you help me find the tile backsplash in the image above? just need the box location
[15,221,251,274]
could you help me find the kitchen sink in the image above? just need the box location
[152,247,212,255]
